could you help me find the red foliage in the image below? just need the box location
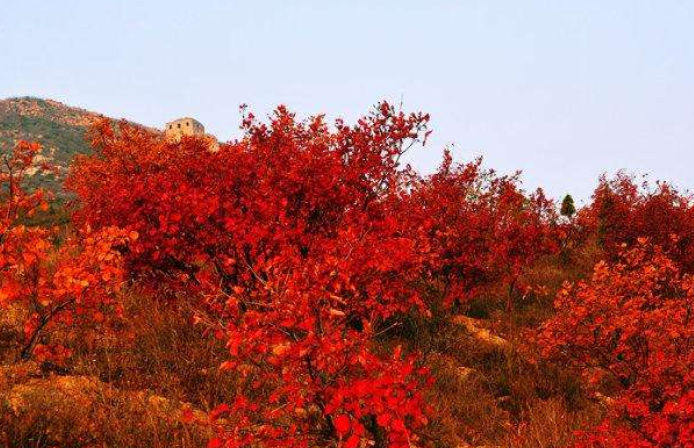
[0,141,132,362]
[68,104,432,446]
[405,151,559,306]
[539,241,694,447]
[0,140,49,224]
[579,173,694,271]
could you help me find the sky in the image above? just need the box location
[2,0,693,203]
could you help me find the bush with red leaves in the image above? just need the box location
[0,141,131,363]
[579,173,694,271]
[405,151,559,307]
[539,240,694,448]
[68,104,433,447]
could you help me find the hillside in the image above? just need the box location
[0,97,147,194]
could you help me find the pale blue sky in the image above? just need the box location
[2,1,693,202]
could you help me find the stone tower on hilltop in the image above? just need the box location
[164,117,205,142]
[164,117,219,151]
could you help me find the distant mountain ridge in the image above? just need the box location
[0,97,149,194]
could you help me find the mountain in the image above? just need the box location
[0,97,149,194]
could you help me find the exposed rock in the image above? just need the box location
[452,315,510,349]
[594,392,615,407]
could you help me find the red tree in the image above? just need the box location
[68,104,433,447]
[539,240,694,448]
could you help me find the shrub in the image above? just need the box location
[68,103,433,447]
[405,151,560,309]
[578,173,694,271]
[539,240,694,447]
[1,141,132,363]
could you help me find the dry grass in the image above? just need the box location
[505,397,603,448]
[415,327,602,448]
[0,290,235,448]
[389,243,604,448]
[1,362,211,448]
[69,290,241,410]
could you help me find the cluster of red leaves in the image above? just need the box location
[404,151,559,307]
[0,141,50,225]
[578,173,694,271]
[539,240,694,448]
[199,243,433,447]
[0,141,132,362]
[69,104,433,447]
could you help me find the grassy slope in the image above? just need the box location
[0,97,99,192]
[0,96,155,195]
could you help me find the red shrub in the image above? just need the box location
[0,141,131,362]
[539,241,694,447]
[68,104,433,447]
[579,173,694,271]
[405,151,559,307]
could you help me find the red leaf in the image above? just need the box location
[345,435,360,448]
[333,414,351,435]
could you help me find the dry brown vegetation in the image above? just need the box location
[1,292,221,448]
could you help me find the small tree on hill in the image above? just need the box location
[560,194,576,218]
[578,174,694,271]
